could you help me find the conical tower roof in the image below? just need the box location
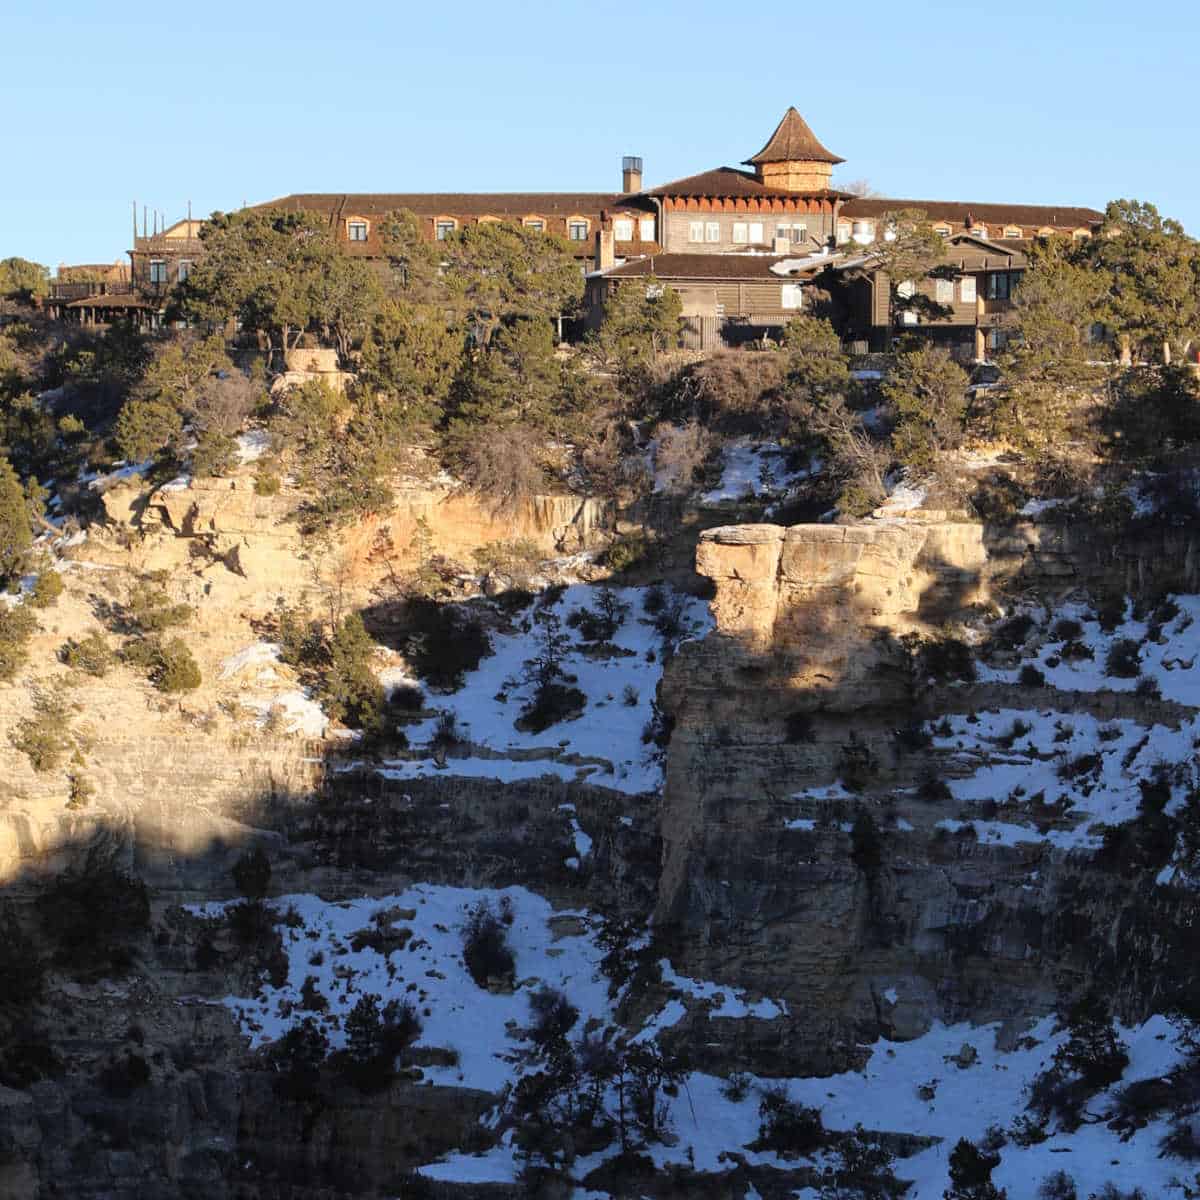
[744,106,844,166]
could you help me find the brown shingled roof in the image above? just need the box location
[253,192,650,219]
[643,167,851,201]
[840,196,1104,229]
[604,253,824,281]
[744,107,844,166]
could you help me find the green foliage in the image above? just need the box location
[604,531,651,574]
[783,313,852,413]
[0,257,49,299]
[1054,993,1129,1089]
[566,586,629,644]
[377,208,443,302]
[594,276,683,381]
[177,208,385,360]
[884,342,969,468]
[755,1085,825,1156]
[338,992,422,1092]
[442,221,584,342]
[945,1138,1005,1200]
[358,298,463,431]
[0,451,33,586]
[152,636,202,692]
[232,846,272,899]
[517,609,586,732]
[65,773,95,811]
[29,569,63,608]
[402,598,492,690]
[323,613,385,732]
[0,603,36,680]
[0,904,43,1010]
[35,866,150,975]
[9,686,72,771]
[1086,199,1200,362]
[270,379,398,530]
[462,899,516,988]
[114,395,184,463]
[850,209,950,332]
[123,575,192,634]
[270,1016,329,1103]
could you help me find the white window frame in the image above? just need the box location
[435,218,457,240]
[177,259,192,282]
[933,224,952,238]
[639,217,655,242]
[614,218,634,241]
[960,276,978,303]
[749,222,764,244]
[523,218,545,233]
[568,219,589,241]
[732,222,748,244]
[705,221,721,243]
[347,219,369,242]
[970,225,988,239]
[781,282,803,310]
[688,221,704,243]
[1003,227,1023,239]
[934,278,954,304]
[149,259,167,284]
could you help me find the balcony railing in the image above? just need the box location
[48,281,136,301]
[132,235,204,254]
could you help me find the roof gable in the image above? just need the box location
[744,106,844,166]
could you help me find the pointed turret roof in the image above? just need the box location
[744,106,844,166]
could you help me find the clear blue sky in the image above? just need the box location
[4,0,1197,270]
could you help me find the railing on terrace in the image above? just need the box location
[47,281,136,301]
[132,235,205,254]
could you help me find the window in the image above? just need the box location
[645,283,664,299]
[897,280,916,300]
[960,276,977,303]
[435,219,457,240]
[1072,228,1092,241]
[177,260,192,282]
[568,219,589,241]
[777,222,808,245]
[614,218,634,241]
[705,221,721,243]
[639,217,655,242]
[347,219,368,242]
[970,225,988,239]
[836,222,851,245]
[749,222,764,244]
[986,272,1013,301]
[781,282,803,309]
[732,222,748,244]
[688,221,704,243]
[933,224,953,238]
[149,259,167,284]
[1003,226,1022,239]
[935,278,955,304]
[523,218,545,233]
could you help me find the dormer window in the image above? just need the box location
[1003,226,1022,239]
[1072,228,1092,241]
[523,217,545,233]
[435,218,457,240]
[568,218,589,241]
[970,225,988,239]
[347,219,369,242]
[932,224,953,238]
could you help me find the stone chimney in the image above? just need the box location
[622,155,643,194]
[595,229,615,272]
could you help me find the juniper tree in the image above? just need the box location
[0,450,32,586]
[884,341,969,468]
